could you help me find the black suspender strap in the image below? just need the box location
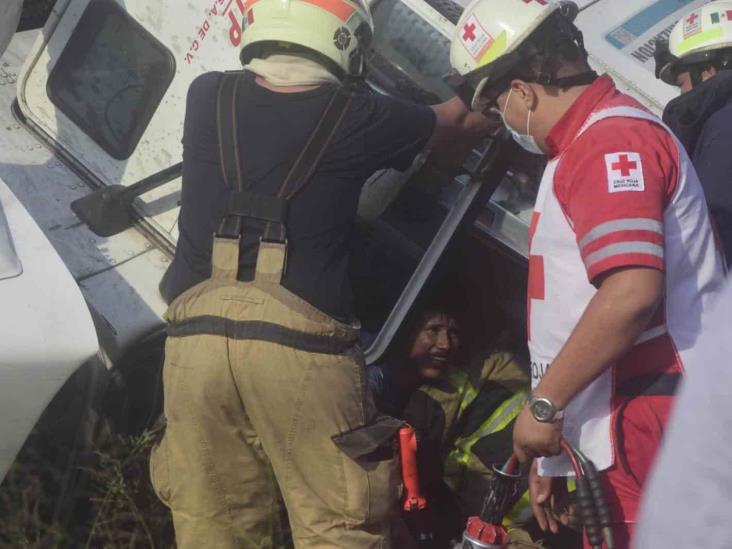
[217,71,246,237]
[262,86,352,241]
[227,191,289,224]
[215,72,352,240]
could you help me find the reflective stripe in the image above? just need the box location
[167,316,357,355]
[301,0,355,21]
[446,369,478,414]
[585,241,664,269]
[636,325,667,345]
[446,390,529,469]
[579,218,663,250]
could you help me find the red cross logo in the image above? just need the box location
[687,12,699,25]
[463,23,476,41]
[522,0,548,4]
[611,154,638,177]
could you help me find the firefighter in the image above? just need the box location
[655,1,732,265]
[447,1,726,548]
[149,0,495,547]
[367,294,551,548]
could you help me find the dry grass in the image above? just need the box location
[0,428,175,549]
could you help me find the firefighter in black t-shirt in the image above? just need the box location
[150,1,496,547]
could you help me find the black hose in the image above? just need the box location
[575,475,603,548]
[581,458,616,549]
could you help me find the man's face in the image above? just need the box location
[676,71,693,94]
[408,312,461,380]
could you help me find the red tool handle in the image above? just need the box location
[398,425,427,512]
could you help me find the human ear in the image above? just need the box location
[510,80,537,110]
[702,66,718,81]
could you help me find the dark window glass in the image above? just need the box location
[47,0,175,160]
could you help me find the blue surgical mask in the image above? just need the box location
[501,89,544,155]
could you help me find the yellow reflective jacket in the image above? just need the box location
[401,351,533,529]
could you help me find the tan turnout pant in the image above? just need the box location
[150,238,398,548]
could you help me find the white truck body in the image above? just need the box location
[0,0,707,480]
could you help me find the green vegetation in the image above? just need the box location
[0,428,175,548]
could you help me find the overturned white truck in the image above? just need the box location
[0,0,702,484]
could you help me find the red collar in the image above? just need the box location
[545,75,617,158]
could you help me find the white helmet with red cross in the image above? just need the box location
[448,0,583,110]
[450,0,559,76]
[656,1,732,86]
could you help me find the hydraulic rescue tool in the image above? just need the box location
[461,441,615,549]
[399,425,436,547]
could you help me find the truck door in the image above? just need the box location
[15,0,256,246]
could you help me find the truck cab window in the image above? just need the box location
[47,0,175,160]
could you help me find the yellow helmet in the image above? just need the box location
[239,0,374,79]
[656,1,732,86]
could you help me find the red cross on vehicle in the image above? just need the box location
[611,154,638,177]
[463,23,476,41]
[687,12,699,25]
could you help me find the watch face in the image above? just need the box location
[532,399,555,422]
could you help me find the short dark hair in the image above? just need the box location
[506,14,590,85]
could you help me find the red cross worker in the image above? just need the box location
[448,1,727,548]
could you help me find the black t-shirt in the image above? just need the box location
[161,72,436,320]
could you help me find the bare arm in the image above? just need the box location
[426,97,499,151]
[513,266,664,463]
[534,266,664,410]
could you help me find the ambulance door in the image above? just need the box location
[15,0,254,245]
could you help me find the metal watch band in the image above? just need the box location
[529,396,565,423]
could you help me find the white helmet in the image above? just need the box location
[447,0,589,110]
[656,1,732,86]
[239,0,374,79]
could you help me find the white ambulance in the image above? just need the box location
[0,0,706,482]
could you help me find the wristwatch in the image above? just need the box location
[528,396,565,423]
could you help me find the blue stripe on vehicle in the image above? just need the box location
[605,0,698,49]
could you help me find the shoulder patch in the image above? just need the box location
[604,152,645,193]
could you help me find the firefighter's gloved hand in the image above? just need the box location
[512,405,562,462]
[528,460,571,536]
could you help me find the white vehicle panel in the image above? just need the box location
[79,250,169,361]
[1,31,168,364]
[0,176,98,480]
[0,0,22,60]
[0,195,21,280]
[580,0,709,112]
[18,0,248,182]
[16,0,288,244]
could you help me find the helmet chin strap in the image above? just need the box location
[534,70,598,88]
